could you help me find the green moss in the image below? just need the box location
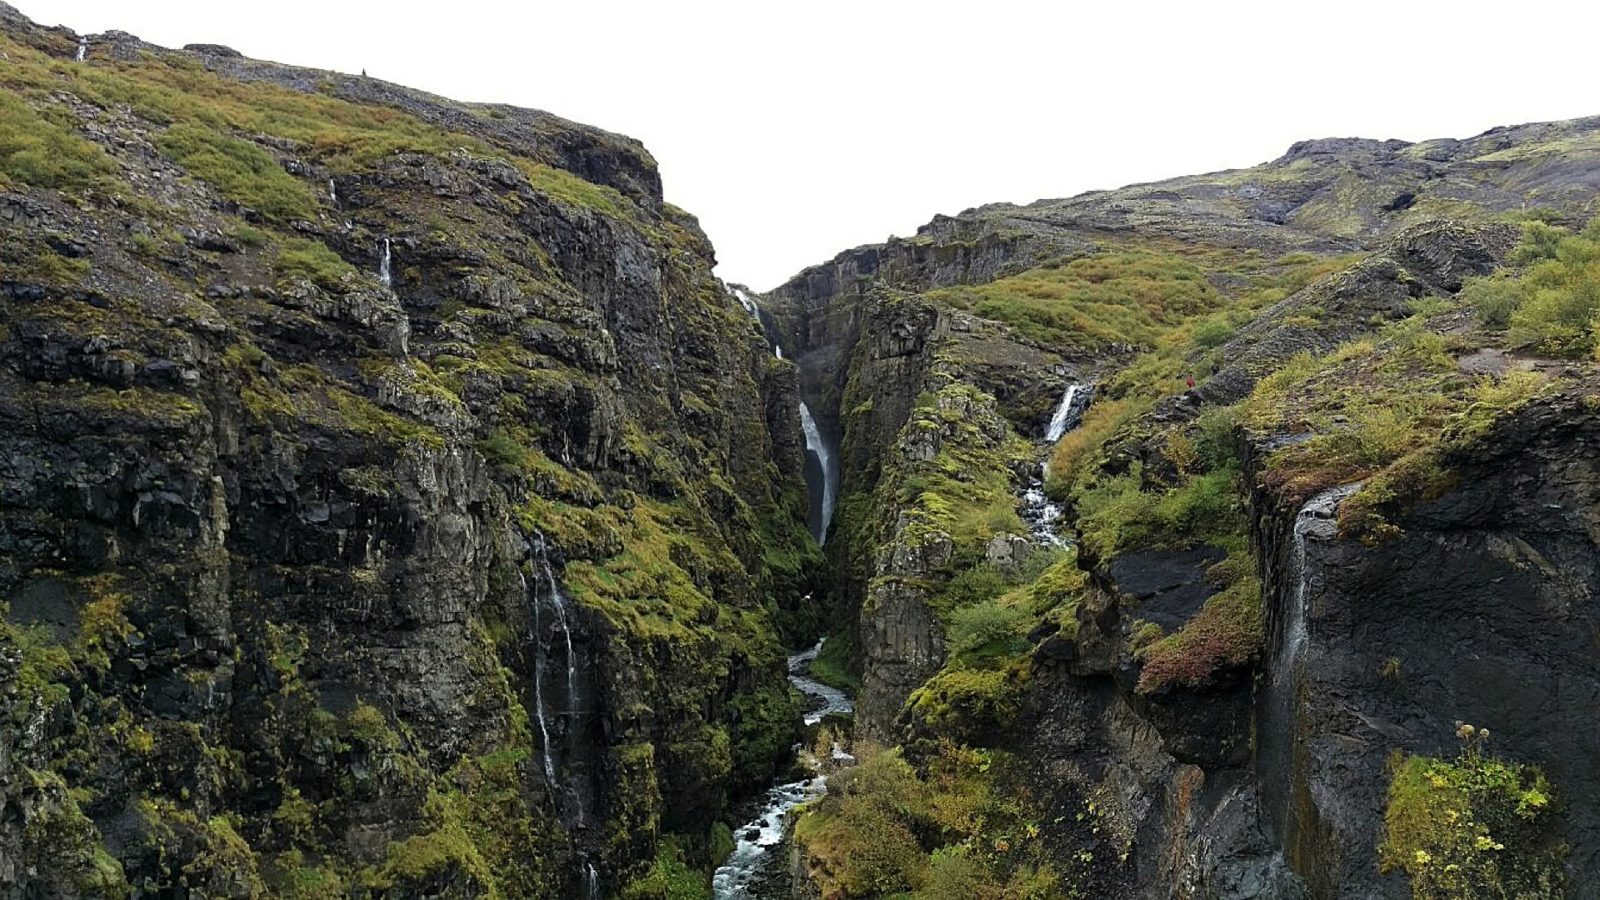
[157,122,320,222]
[275,238,357,288]
[1380,733,1566,898]
[807,633,861,695]
[619,836,709,899]
[0,91,116,189]
[512,158,630,218]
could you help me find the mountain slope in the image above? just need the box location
[768,116,1600,898]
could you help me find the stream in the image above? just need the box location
[711,640,854,899]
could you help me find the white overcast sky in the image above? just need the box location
[17,1,1600,290]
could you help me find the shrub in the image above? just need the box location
[1135,576,1263,692]
[1191,314,1235,348]
[945,600,1027,661]
[1380,730,1566,899]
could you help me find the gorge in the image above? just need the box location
[2,5,1600,898]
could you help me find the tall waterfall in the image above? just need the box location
[799,402,837,545]
[583,863,600,899]
[522,569,559,790]
[524,534,587,826]
[1045,382,1087,442]
[378,238,392,288]
[727,283,836,544]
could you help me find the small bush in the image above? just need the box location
[1191,314,1235,348]
[1380,731,1566,899]
[0,93,115,189]
[945,600,1026,661]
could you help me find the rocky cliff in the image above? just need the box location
[0,6,820,897]
[772,116,1600,898]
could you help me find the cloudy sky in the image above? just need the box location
[18,1,1600,289]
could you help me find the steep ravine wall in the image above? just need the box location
[1250,392,1600,898]
[0,8,819,895]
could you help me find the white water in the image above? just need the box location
[327,178,338,205]
[75,38,87,62]
[1044,382,1085,442]
[522,570,558,790]
[1278,484,1360,688]
[378,238,392,288]
[799,402,837,545]
[711,640,854,899]
[583,863,600,899]
[1019,481,1067,547]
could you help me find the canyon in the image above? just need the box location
[2,4,1599,898]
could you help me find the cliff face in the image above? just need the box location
[0,6,817,897]
[775,115,1600,897]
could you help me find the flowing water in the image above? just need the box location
[75,38,87,61]
[1021,382,1091,546]
[798,402,838,545]
[522,569,559,790]
[1260,482,1360,835]
[711,640,854,899]
[378,238,392,288]
[1044,382,1089,443]
[726,284,837,545]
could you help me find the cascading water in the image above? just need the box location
[798,402,838,545]
[1045,382,1089,442]
[528,533,587,826]
[726,283,837,545]
[522,569,559,790]
[583,863,600,899]
[378,238,392,288]
[327,178,338,205]
[75,38,87,62]
[712,639,854,899]
[1020,381,1091,546]
[1259,482,1360,836]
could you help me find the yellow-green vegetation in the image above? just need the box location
[157,123,321,221]
[0,90,116,188]
[1239,313,1550,542]
[889,382,1034,579]
[1380,725,1566,899]
[620,836,709,900]
[929,249,1218,351]
[511,158,629,218]
[794,744,1072,898]
[1461,219,1600,357]
[275,237,358,287]
[0,30,650,223]
[1043,248,1362,493]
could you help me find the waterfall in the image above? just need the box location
[378,238,392,288]
[522,569,559,790]
[327,179,338,205]
[726,283,835,543]
[535,537,580,727]
[1045,382,1088,442]
[799,402,837,545]
[75,38,87,62]
[1260,482,1360,836]
[583,863,600,899]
